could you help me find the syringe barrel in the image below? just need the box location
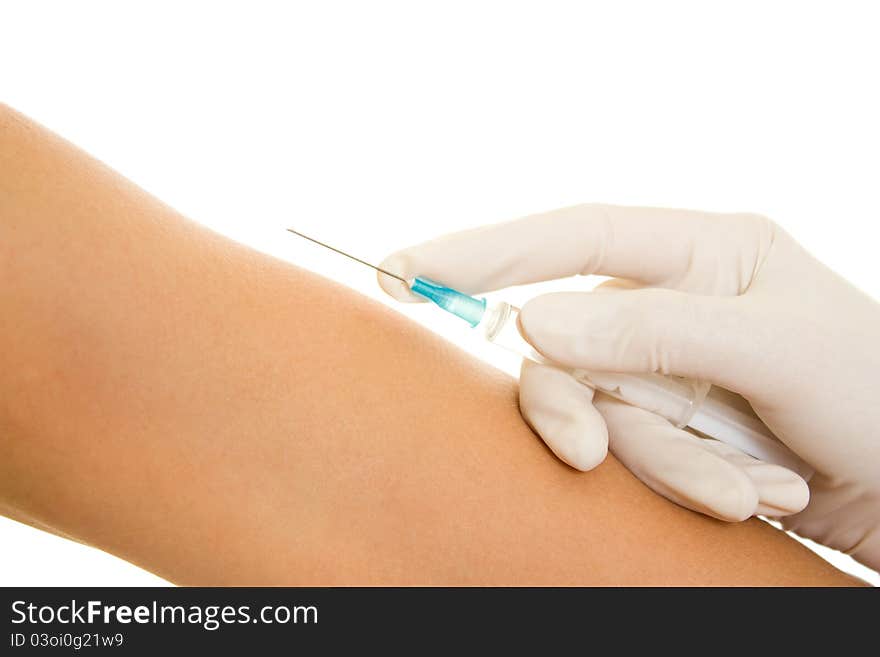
[479,301,813,479]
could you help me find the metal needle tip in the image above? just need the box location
[286,228,409,285]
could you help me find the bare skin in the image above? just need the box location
[0,105,859,585]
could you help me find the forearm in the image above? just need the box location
[0,106,857,585]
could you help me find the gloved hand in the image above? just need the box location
[378,204,880,571]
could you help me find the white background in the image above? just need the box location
[1,1,878,586]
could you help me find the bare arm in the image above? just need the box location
[0,105,857,585]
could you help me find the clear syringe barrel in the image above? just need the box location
[478,301,814,480]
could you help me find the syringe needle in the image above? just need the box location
[286,228,409,285]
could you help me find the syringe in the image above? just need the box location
[286,229,813,480]
[409,276,813,480]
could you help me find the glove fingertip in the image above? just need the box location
[519,361,608,471]
[701,441,811,518]
[376,253,422,302]
[537,420,608,472]
[754,469,810,517]
[558,427,609,472]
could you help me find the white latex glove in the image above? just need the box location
[378,204,880,571]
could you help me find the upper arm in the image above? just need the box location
[0,105,858,585]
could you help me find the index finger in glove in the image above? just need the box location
[378,204,775,301]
